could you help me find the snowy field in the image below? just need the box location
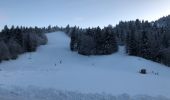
[0,32,170,100]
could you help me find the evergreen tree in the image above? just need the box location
[0,40,10,61]
[70,27,78,51]
[140,30,151,59]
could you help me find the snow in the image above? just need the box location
[0,87,170,100]
[0,31,170,99]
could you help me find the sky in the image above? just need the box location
[0,0,170,30]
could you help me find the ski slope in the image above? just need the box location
[0,31,170,100]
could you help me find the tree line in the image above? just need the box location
[66,16,170,67]
[0,25,60,62]
[114,19,170,66]
[66,25,118,55]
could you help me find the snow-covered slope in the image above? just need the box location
[0,31,170,99]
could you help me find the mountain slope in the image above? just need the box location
[0,32,170,99]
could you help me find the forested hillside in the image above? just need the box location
[114,18,170,66]
[0,25,60,62]
[65,16,170,67]
[1,15,170,67]
[68,25,118,55]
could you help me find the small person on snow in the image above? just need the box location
[152,71,159,75]
[155,72,159,75]
[59,60,62,64]
[152,71,154,74]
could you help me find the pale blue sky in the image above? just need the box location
[0,0,170,29]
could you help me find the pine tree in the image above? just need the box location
[70,27,78,51]
[140,30,151,59]
[78,34,96,55]
[8,39,22,59]
[0,40,10,61]
[103,26,118,54]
